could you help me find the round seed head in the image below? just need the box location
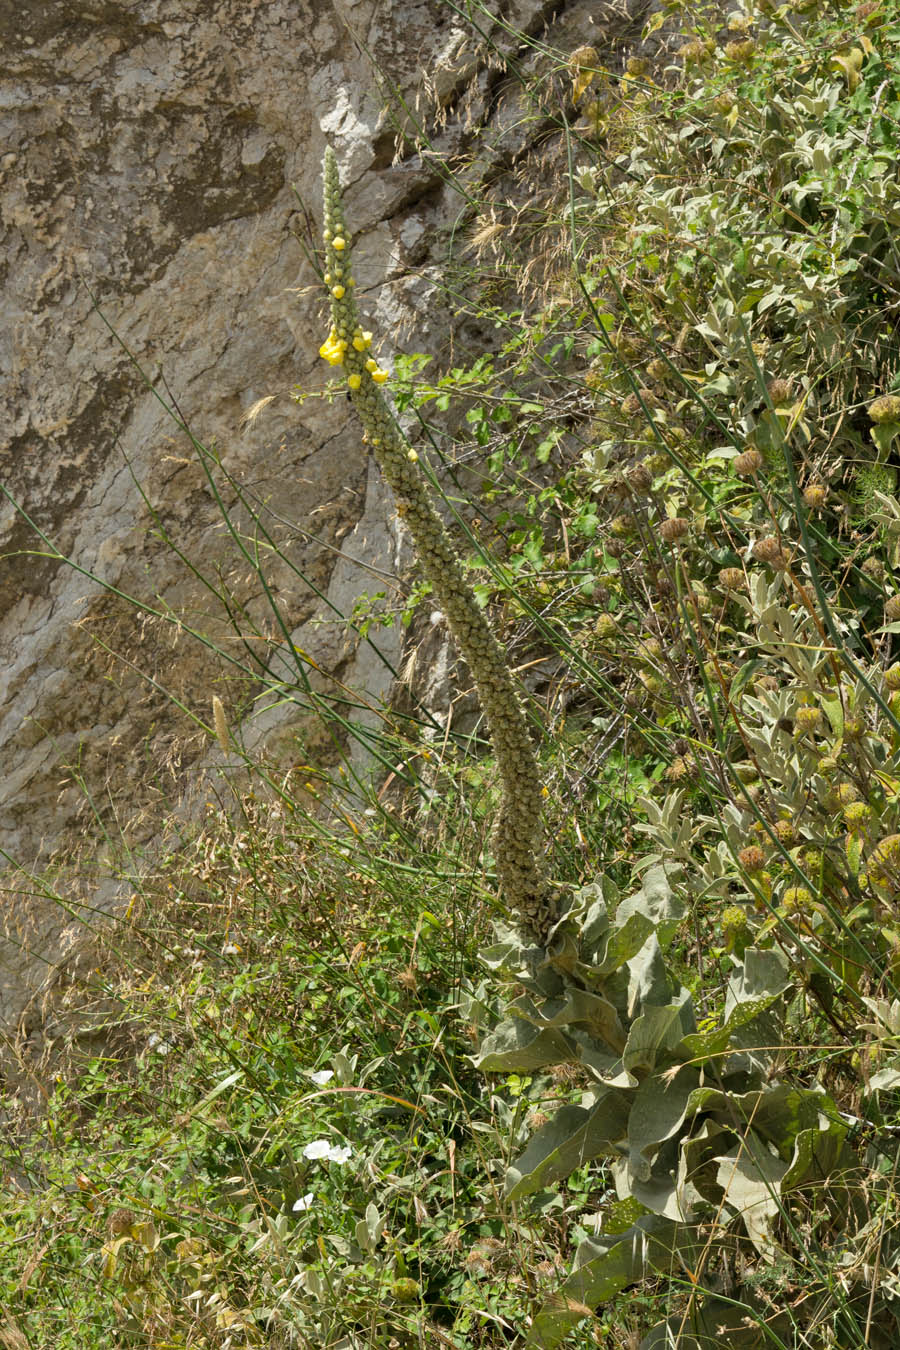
[869,834,900,888]
[857,2,884,27]
[734,449,764,476]
[834,781,861,807]
[794,705,822,735]
[772,819,794,846]
[752,536,789,568]
[767,378,794,406]
[659,516,689,543]
[868,395,900,424]
[665,756,692,781]
[781,886,811,914]
[738,845,767,873]
[844,801,873,830]
[724,39,755,62]
[627,463,654,493]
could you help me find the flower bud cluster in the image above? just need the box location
[320,148,556,938]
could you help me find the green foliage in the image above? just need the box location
[7,1,900,1347]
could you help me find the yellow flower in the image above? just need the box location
[347,373,361,390]
[332,236,346,250]
[331,285,345,299]
[353,331,373,352]
[407,448,418,462]
[372,368,389,383]
[365,357,378,371]
[319,332,345,366]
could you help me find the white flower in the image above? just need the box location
[302,1139,332,1160]
[292,1192,315,1212]
[148,1033,172,1056]
[309,1069,334,1086]
[302,1138,353,1164]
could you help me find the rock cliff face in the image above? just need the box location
[0,0,652,1033]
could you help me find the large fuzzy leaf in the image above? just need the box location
[725,947,791,1014]
[782,1113,852,1191]
[624,998,695,1076]
[527,1214,699,1347]
[625,1066,701,1188]
[530,987,627,1052]
[625,935,680,1018]
[592,908,656,976]
[715,1128,788,1254]
[683,1083,834,1162]
[612,1140,684,1221]
[472,1015,575,1072]
[676,1118,732,1221]
[505,1092,631,1200]
[616,864,685,949]
[867,1058,900,1093]
[680,979,786,1066]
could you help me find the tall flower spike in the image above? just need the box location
[319,146,557,940]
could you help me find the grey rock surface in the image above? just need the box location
[0,0,655,1033]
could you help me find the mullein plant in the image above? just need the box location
[318,146,557,940]
[317,148,884,1345]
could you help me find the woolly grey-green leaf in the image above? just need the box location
[622,998,696,1077]
[472,1017,576,1073]
[625,1066,701,1192]
[725,945,792,1011]
[782,1116,853,1193]
[505,1093,631,1201]
[614,863,685,949]
[527,1215,699,1348]
[715,1128,788,1254]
